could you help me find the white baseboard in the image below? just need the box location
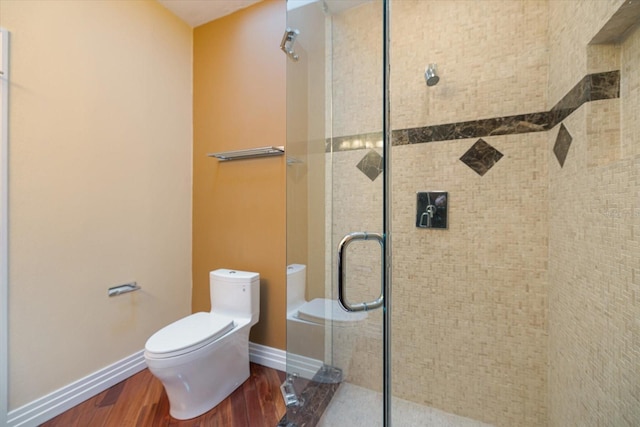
[7,343,316,427]
[286,352,324,380]
[7,350,146,427]
[248,342,323,380]
[248,341,286,371]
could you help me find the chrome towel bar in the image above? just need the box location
[208,146,285,161]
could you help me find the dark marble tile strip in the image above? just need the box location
[326,70,620,152]
[277,374,341,427]
[549,74,591,118]
[546,70,619,126]
[589,70,620,101]
[399,111,552,145]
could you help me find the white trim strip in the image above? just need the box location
[0,26,10,427]
[285,352,324,380]
[6,342,305,427]
[248,341,286,372]
[7,351,146,427]
[248,341,323,380]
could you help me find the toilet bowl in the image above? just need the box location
[286,264,366,379]
[144,269,259,420]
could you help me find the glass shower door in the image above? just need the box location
[284,1,640,426]
[284,0,388,425]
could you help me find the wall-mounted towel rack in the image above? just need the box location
[208,146,285,161]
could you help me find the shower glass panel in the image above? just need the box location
[285,0,386,425]
[287,0,639,426]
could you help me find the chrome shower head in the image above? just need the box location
[425,63,439,86]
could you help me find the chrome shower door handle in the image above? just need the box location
[337,232,384,312]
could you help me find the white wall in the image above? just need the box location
[0,0,193,409]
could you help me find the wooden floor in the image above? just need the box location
[40,363,287,427]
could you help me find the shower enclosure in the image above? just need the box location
[285,0,639,426]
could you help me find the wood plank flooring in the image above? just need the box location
[40,363,287,427]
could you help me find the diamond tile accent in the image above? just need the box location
[459,138,504,176]
[553,123,573,167]
[356,150,383,181]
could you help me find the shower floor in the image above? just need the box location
[318,383,494,427]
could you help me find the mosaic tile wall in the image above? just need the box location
[327,2,550,426]
[327,137,549,427]
[547,11,640,426]
[389,0,549,130]
[390,133,549,426]
[547,0,624,106]
[321,1,638,426]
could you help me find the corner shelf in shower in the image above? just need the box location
[207,146,285,161]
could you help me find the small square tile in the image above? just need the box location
[459,139,504,176]
[356,150,383,181]
[553,123,573,167]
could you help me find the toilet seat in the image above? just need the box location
[145,312,235,359]
[297,298,367,326]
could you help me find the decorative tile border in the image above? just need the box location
[395,112,550,145]
[326,71,619,152]
[549,70,620,125]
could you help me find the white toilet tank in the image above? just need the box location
[287,264,306,312]
[210,269,260,326]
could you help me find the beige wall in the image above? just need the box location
[192,0,287,350]
[1,0,193,409]
[547,1,640,425]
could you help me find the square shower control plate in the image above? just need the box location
[416,192,448,229]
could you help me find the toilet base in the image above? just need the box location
[145,325,251,420]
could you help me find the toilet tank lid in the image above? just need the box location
[145,312,234,356]
[287,264,306,274]
[210,269,259,283]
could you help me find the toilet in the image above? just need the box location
[144,269,260,420]
[286,264,367,379]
